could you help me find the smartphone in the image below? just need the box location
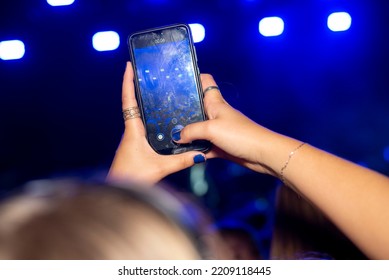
[128,24,211,155]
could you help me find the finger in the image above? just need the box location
[121,62,145,135]
[200,74,226,103]
[122,62,138,109]
[162,152,207,174]
[200,74,228,118]
[173,120,213,145]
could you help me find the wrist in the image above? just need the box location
[257,131,304,179]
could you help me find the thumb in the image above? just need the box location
[162,152,207,174]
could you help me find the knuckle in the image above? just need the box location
[200,74,214,83]
[181,156,191,168]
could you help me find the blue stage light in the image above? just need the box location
[0,40,25,60]
[384,146,389,162]
[189,23,205,43]
[327,12,352,32]
[47,0,75,6]
[259,17,284,37]
[92,31,120,52]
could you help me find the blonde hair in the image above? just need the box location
[0,180,205,259]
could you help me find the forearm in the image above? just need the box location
[263,137,389,259]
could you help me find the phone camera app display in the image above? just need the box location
[133,30,203,153]
[130,25,210,154]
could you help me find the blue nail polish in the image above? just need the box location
[194,154,206,164]
[172,130,181,141]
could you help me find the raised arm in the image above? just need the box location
[175,74,389,259]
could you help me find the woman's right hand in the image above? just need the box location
[175,74,301,177]
[177,74,389,260]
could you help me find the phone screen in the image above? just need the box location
[129,25,210,155]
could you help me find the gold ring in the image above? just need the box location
[123,106,141,121]
[203,85,220,94]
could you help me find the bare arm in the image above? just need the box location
[280,143,389,259]
[176,74,389,259]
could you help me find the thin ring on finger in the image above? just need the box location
[203,85,220,94]
[123,106,141,121]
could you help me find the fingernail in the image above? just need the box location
[172,130,181,141]
[194,154,206,164]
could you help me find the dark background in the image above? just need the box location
[1,0,389,257]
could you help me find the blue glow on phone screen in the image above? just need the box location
[134,39,202,149]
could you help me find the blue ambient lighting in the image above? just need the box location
[47,0,75,6]
[92,31,120,52]
[0,40,25,60]
[327,12,352,32]
[259,17,284,37]
[189,23,205,43]
[190,164,209,196]
[384,146,389,163]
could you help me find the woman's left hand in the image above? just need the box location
[107,62,206,185]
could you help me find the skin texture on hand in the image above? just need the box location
[176,74,301,176]
[107,62,206,185]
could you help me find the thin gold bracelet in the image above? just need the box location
[280,142,306,184]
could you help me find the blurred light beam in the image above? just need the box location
[92,31,120,52]
[47,0,75,6]
[384,146,389,162]
[259,17,284,37]
[327,12,352,32]
[0,40,25,60]
[189,23,205,43]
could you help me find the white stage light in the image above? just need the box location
[327,12,352,32]
[259,17,284,37]
[189,23,205,43]
[0,40,25,60]
[47,0,75,6]
[92,31,120,52]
